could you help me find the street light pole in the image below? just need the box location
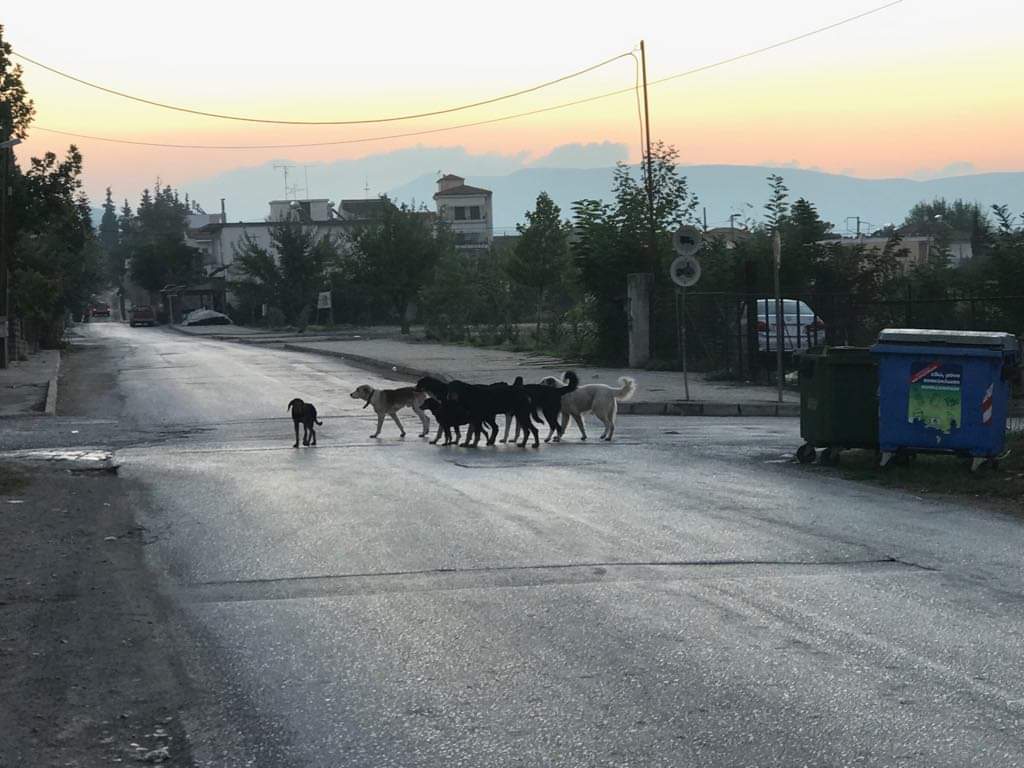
[0,137,23,369]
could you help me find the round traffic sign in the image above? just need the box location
[672,225,704,257]
[669,254,702,288]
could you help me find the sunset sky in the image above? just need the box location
[5,0,1022,206]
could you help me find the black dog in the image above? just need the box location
[447,380,539,448]
[287,398,322,447]
[514,371,578,442]
[415,377,452,444]
[419,397,472,445]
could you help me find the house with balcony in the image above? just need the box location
[433,174,493,251]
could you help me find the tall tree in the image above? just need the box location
[0,26,35,142]
[350,200,450,334]
[764,173,789,231]
[507,192,571,338]
[570,142,699,363]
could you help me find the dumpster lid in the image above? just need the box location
[876,328,1020,351]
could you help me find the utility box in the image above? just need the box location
[870,329,1021,471]
[796,347,878,465]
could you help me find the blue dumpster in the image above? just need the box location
[871,329,1021,470]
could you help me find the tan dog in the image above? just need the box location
[350,384,430,438]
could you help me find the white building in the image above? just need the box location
[194,198,394,276]
[433,174,493,250]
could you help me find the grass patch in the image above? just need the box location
[0,464,30,495]
[832,433,1024,508]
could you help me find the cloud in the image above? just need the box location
[529,142,629,169]
[909,161,977,181]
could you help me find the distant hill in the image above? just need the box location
[155,140,1023,233]
[388,165,1024,234]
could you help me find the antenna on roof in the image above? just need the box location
[364,177,371,198]
[273,163,295,200]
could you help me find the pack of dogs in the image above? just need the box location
[290,371,637,449]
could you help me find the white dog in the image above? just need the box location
[539,371,636,441]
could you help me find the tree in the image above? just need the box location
[0,26,35,142]
[98,188,119,253]
[126,185,202,294]
[507,192,570,338]
[764,173,789,231]
[570,142,699,363]
[350,199,451,334]
[232,218,341,327]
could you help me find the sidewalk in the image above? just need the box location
[0,349,61,417]
[279,337,800,417]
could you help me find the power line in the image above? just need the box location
[13,49,633,126]
[28,0,905,151]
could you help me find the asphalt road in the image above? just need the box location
[19,323,1024,766]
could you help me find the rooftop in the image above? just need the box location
[433,183,492,198]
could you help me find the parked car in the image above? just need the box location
[181,309,232,326]
[91,301,111,318]
[129,305,157,327]
[740,298,824,353]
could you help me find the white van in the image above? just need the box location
[740,298,825,353]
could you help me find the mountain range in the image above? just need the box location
[99,143,1023,234]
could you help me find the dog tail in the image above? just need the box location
[315,418,323,425]
[561,370,579,394]
[615,377,637,401]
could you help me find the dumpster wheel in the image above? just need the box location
[796,444,816,464]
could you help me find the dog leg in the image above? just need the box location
[390,413,406,438]
[572,413,587,441]
[413,405,430,438]
[372,412,385,438]
[310,425,317,446]
[293,420,300,448]
[433,423,444,445]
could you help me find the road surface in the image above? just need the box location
[14,323,1024,766]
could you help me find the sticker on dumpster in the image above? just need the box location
[908,361,962,434]
[981,383,994,425]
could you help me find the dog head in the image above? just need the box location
[415,376,447,398]
[287,398,304,413]
[349,385,374,403]
[537,376,561,388]
[420,397,441,414]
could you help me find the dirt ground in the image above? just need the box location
[0,460,193,766]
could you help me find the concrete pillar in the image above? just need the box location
[627,273,653,368]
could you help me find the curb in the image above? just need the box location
[619,401,800,417]
[44,351,61,416]
[282,344,437,382]
[282,343,800,417]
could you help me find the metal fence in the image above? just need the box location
[674,291,1024,378]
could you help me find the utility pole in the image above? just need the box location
[772,230,784,404]
[0,138,22,369]
[640,40,656,270]
[639,40,657,359]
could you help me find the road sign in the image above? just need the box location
[669,254,701,288]
[317,291,332,310]
[672,225,703,257]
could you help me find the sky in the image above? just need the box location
[4,0,1023,207]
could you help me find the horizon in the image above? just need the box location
[6,0,1023,207]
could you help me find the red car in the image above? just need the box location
[91,301,111,318]
[129,306,157,327]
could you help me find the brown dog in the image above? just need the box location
[349,384,429,438]
[288,398,323,447]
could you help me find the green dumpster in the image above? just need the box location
[797,346,879,465]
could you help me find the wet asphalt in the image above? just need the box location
[5,322,1024,767]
